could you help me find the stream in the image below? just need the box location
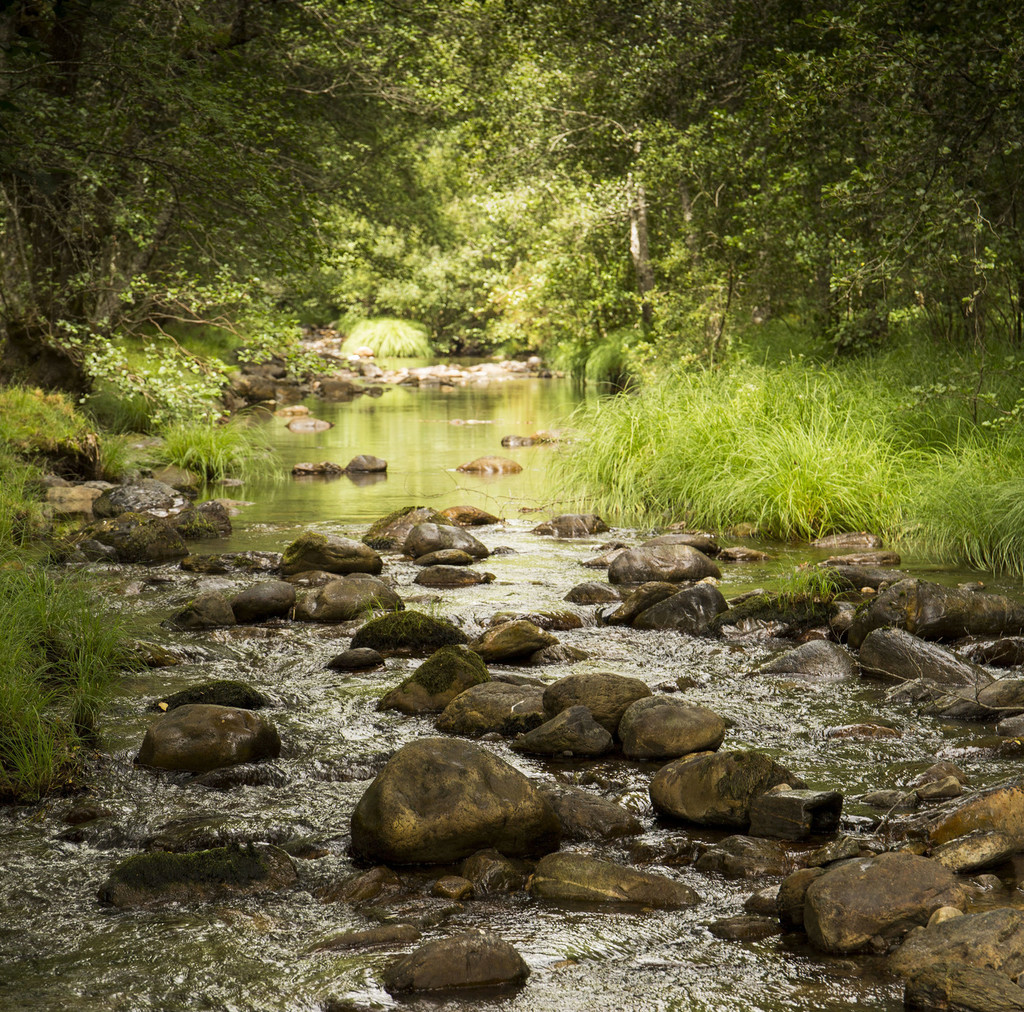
[1,367,1021,1012]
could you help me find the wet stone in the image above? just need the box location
[310,923,421,952]
[326,648,385,672]
[381,929,529,994]
[709,916,784,942]
[748,789,843,841]
[413,565,495,588]
[511,705,613,757]
[564,581,621,605]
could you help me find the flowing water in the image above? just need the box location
[1,368,1021,1012]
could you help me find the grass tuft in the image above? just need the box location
[156,419,277,482]
[341,318,432,359]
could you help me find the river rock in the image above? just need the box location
[381,929,529,994]
[777,867,827,930]
[471,620,557,662]
[350,610,467,654]
[901,961,1024,1012]
[403,523,489,559]
[823,564,908,591]
[608,544,721,585]
[719,546,770,562]
[632,582,729,633]
[92,478,184,518]
[167,592,237,631]
[935,678,1024,722]
[812,531,883,549]
[414,565,495,588]
[542,671,651,735]
[350,738,561,864]
[97,843,296,909]
[889,907,1024,980]
[756,640,858,679]
[435,682,547,737]
[291,460,343,476]
[538,786,643,840]
[931,830,1023,873]
[823,551,902,567]
[618,697,726,759]
[501,434,534,447]
[604,582,680,625]
[531,514,610,538]
[961,637,1024,668]
[529,852,699,908]
[695,835,796,878]
[644,532,719,555]
[292,575,402,622]
[229,580,296,623]
[859,627,987,686]
[46,485,102,518]
[363,506,445,550]
[650,750,801,828]
[460,849,526,894]
[582,543,629,568]
[803,852,965,953]
[511,706,613,757]
[379,645,490,715]
[998,714,1024,737]
[310,923,421,951]
[172,500,232,539]
[708,592,833,639]
[709,916,783,942]
[326,647,385,671]
[86,512,189,563]
[848,579,1024,649]
[152,680,268,712]
[281,532,383,576]
[455,456,522,474]
[926,778,1024,847]
[564,582,621,605]
[180,551,282,575]
[345,454,387,473]
[413,549,475,566]
[135,704,281,772]
[439,505,500,526]
[748,788,843,840]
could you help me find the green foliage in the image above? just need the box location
[155,419,276,483]
[341,319,432,359]
[0,562,136,802]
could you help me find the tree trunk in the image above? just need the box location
[628,173,654,328]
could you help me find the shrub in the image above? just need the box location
[340,318,432,358]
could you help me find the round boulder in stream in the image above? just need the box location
[402,523,490,559]
[350,610,467,655]
[528,852,699,908]
[511,705,613,757]
[135,704,281,773]
[756,640,858,680]
[650,750,801,828]
[350,738,561,864]
[542,671,651,735]
[86,512,189,563]
[292,574,402,623]
[631,582,728,633]
[229,580,296,623]
[618,696,727,759]
[435,682,547,737]
[167,591,236,631]
[281,531,383,576]
[470,620,557,662]
[608,544,721,585]
[414,565,495,588]
[379,645,490,715]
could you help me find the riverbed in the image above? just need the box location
[1,368,1020,1012]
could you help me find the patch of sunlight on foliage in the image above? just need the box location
[157,418,277,482]
[0,561,137,802]
[341,318,432,358]
[0,387,94,447]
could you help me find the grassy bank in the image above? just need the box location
[558,339,1024,575]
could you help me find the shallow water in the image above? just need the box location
[1,370,1021,1012]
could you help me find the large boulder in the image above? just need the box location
[650,750,800,828]
[643,532,719,555]
[889,908,1024,980]
[901,961,1024,1012]
[542,671,651,735]
[511,706,613,757]
[292,575,402,623]
[925,778,1024,847]
[362,506,445,550]
[172,500,232,539]
[350,738,561,864]
[349,610,467,655]
[849,579,1024,648]
[608,544,721,585]
[471,620,557,663]
[435,682,547,738]
[604,582,679,626]
[379,646,490,715]
[756,641,858,680]
[403,522,489,559]
[531,514,609,538]
[97,843,296,909]
[92,478,185,518]
[528,852,699,908]
[631,582,728,633]
[803,852,965,954]
[135,704,281,773]
[859,628,988,686]
[381,930,529,994]
[167,592,237,631]
[281,531,382,576]
[229,580,296,623]
[935,678,1024,722]
[618,697,726,759]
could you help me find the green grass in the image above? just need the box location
[341,318,432,358]
[156,418,278,482]
[0,561,137,802]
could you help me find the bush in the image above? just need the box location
[156,418,277,482]
[340,318,432,359]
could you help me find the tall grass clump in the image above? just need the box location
[341,318,432,358]
[558,363,912,540]
[157,418,277,482]
[0,562,136,802]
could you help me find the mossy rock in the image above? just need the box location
[85,511,189,563]
[97,843,296,908]
[363,506,445,551]
[350,610,467,656]
[379,645,490,715]
[707,593,833,637]
[151,680,268,712]
[281,531,382,576]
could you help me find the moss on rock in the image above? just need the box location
[350,610,467,655]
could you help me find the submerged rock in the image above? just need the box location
[455,456,522,474]
[528,852,699,908]
[381,930,529,994]
[135,704,281,773]
[281,531,383,576]
[151,680,268,712]
[379,645,490,715]
[350,738,561,864]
